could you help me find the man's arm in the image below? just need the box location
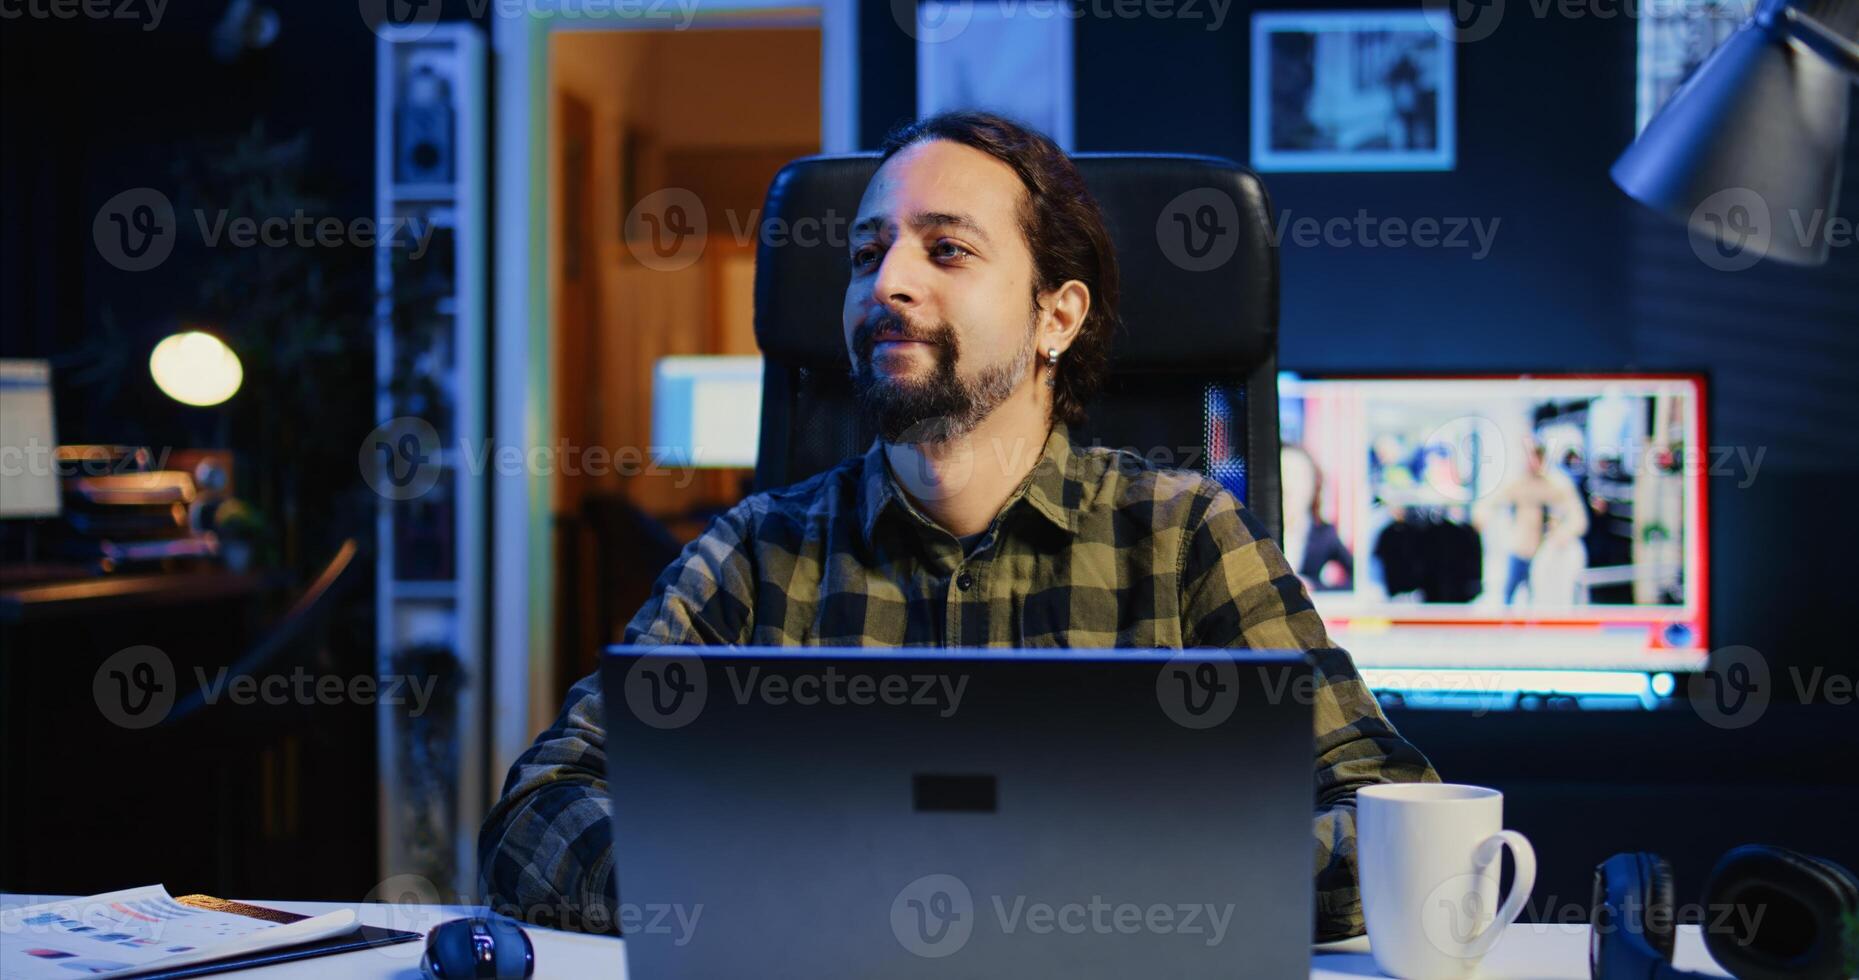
[1546,471,1590,546]
[476,503,758,932]
[1470,477,1515,532]
[1179,489,1441,942]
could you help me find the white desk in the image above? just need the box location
[3,896,1732,978]
[1309,926,1729,978]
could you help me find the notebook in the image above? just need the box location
[0,886,420,979]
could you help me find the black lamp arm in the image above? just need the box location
[1783,4,1859,77]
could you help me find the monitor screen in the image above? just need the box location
[0,359,60,520]
[1278,373,1708,706]
[652,356,763,469]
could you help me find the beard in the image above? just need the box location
[849,308,1035,445]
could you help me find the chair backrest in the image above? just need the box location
[752,153,1284,541]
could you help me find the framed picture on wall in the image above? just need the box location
[1634,0,1744,136]
[1251,10,1456,172]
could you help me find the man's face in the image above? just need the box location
[843,139,1042,444]
[1524,437,1547,476]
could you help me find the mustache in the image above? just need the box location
[852,309,956,362]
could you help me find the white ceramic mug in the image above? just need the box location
[1357,784,1536,979]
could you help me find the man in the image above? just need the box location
[479,111,1438,941]
[1474,434,1589,606]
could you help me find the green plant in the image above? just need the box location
[171,122,375,574]
[212,498,266,541]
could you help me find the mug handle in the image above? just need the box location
[1461,830,1536,960]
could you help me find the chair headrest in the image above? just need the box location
[753,153,1278,373]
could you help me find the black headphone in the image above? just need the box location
[1590,844,1858,980]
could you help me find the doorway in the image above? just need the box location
[549,26,822,698]
[487,6,855,782]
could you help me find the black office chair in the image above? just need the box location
[751,153,1285,541]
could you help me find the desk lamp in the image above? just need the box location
[1611,0,1859,265]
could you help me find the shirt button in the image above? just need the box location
[955,571,974,592]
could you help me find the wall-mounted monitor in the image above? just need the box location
[1279,373,1708,709]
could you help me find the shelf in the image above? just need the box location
[387,181,461,203]
[388,580,459,600]
[375,22,487,902]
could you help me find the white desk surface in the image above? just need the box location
[3,895,1732,978]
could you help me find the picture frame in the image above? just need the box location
[917,0,1075,150]
[1251,10,1456,172]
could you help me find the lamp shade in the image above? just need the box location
[1611,13,1851,266]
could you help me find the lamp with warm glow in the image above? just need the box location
[150,330,244,407]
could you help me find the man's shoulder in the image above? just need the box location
[1067,441,1245,524]
[1065,441,1279,556]
[720,452,871,530]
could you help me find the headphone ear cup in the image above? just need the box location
[1593,852,1685,980]
[1803,853,1858,912]
[1703,844,1859,980]
[1773,846,1859,918]
[1641,853,1679,961]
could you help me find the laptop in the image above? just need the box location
[602,646,1315,978]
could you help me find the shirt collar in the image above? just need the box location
[858,422,1082,546]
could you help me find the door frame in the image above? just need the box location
[490,2,859,786]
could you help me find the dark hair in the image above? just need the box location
[879,111,1119,428]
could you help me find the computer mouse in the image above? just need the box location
[420,915,535,979]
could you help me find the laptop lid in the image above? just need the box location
[603,646,1314,978]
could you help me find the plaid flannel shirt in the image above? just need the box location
[478,422,1439,940]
